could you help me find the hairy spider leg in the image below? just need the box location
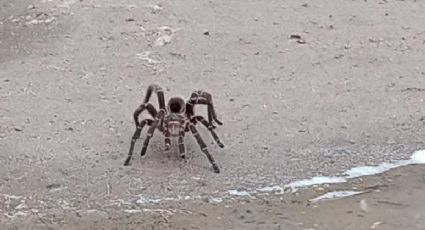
[144,84,166,110]
[133,103,157,126]
[140,111,165,156]
[164,126,171,151]
[189,124,220,173]
[178,128,186,159]
[187,98,220,128]
[186,91,223,128]
[198,91,222,125]
[124,119,154,166]
[197,90,223,125]
[192,116,224,148]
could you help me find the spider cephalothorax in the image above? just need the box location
[124,84,224,173]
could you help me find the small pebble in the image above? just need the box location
[370,222,382,229]
[289,34,302,39]
[297,39,306,44]
[46,183,61,190]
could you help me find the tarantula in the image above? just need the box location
[124,84,224,173]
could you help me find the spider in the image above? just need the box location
[124,84,224,173]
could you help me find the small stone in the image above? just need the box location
[370,221,382,229]
[301,3,308,7]
[203,30,210,36]
[44,17,55,24]
[289,34,306,44]
[125,18,135,22]
[46,183,61,190]
[289,34,302,40]
[14,126,23,132]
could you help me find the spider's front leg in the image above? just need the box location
[186,90,222,128]
[133,103,157,127]
[133,84,165,129]
[124,119,154,166]
[191,116,224,148]
[144,84,166,111]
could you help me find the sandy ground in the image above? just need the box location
[1,0,425,229]
[2,164,425,229]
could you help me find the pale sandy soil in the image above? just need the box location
[1,0,424,229]
[2,164,425,230]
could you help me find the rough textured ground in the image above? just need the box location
[1,0,425,228]
[2,164,425,229]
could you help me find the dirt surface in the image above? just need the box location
[1,0,425,228]
[2,164,425,229]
